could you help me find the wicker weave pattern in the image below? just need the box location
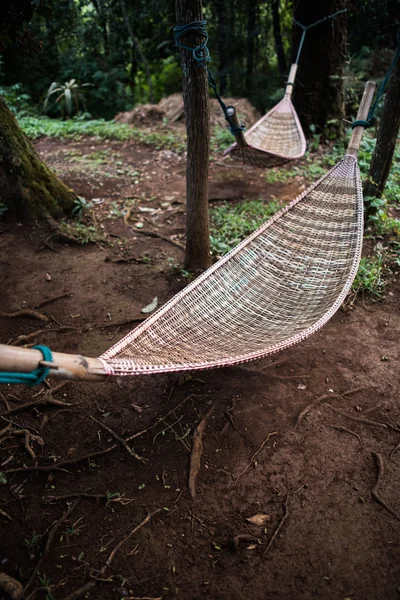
[101,155,363,376]
[224,98,307,168]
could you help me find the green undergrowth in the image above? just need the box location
[18,115,186,152]
[210,198,281,257]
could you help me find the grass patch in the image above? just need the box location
[210,198,281,256]
[18,115,186,152]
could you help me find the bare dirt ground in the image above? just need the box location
[0,133,400,600]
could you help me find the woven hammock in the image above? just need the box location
[224,64,307,168]
[0,82,375,383]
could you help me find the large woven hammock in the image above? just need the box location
[224,64,307,169]
[101,153,362,375]
[0,83,375,383]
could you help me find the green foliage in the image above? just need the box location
[352,248,391,300]
[211,126,236,153]
[210,199,281,256]
[43,79,91,118]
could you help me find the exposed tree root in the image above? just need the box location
[189,405,215,499]
[371,452,400,521]
[35,293,72,309]
[327,424,362,445]
[0,395,72,418]
[263,492,290,556]
[325,404,400,433]
[133,228,184,250]
[0,309,48,321]
[91,509,162,578]
[12,325,77,346]
[232,431,278,488]
[295,386,375,429]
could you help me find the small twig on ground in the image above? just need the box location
[99,316,147,329]
[4,444,118,474]
[60,581,97,600]
[13,326,77,346]
[90,416,147,463]
[22,499,80,597]
[132,228,184,250]
[0,309,48,322]
[263,492,290,556]
[371,452,400,521]
[327,424,362,445]
[93,510,162,578]
[389,439,400,461]
[232,431,278,488]
[295,387,375,429]
[0,392,11,411]
[44,492,109,503]
[0,396,72,417]
[0,572,23,599]
[325,404,400,433]
[35,293,72,309]
[0,507,14,522]
[189,405,215,500]
[104,255,149,264]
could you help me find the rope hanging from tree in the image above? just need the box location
[352,30,400,129]
[0,345,53,386]
[173,20,245,137]
[289,9,347,83]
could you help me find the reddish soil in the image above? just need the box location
[0,135,400,600]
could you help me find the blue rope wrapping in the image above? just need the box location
[174,20,245,137]
[352,31,400,129]
[0,345,53,386]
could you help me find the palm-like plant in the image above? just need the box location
[43,79,91,118]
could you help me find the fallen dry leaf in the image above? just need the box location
[246,513,270,526]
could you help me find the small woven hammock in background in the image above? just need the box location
[224,9,347,168]
[223,66,306,168]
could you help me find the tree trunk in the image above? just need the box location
[291,0,347,137]
[0,97,76,220]
[175,0,211,271]
[363,57,400,217]
[215,0,227,95]
[119,0,154,104]
[245,1,257,92]
[271,0,287,79]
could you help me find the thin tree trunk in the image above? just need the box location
[0,97,76,220]
[119,0,154,103]
[245,1,257,92]
[271,0,286,78]
[215,0,227,95]
[93,0,109,53]
[291,0,347,137]
[175,0,211,271]
[364,57,400,217]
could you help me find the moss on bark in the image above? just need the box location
[0,97,77,220]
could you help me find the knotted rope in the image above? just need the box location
[173,20,245,137]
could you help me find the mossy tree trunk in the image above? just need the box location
[364,57,400,218]
[0,97,76,220]
[291,0,347,137]
[175,0,211,271]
